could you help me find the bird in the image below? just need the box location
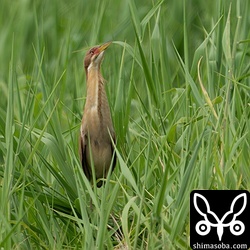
[79,41,116,187]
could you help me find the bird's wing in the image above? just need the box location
[110,130,117,172]
[79,132,91,180]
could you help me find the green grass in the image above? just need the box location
[0,0,250,249]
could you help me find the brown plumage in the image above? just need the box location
[79,42,116,187]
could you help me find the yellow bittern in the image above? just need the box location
[79,42,116,187]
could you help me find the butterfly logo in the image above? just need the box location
[193,193,247,241]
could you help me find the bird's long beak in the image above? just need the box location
[97,41,112,54]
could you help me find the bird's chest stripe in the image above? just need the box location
[87,66,102,111]
[92,73,99,109]
[86,84,103,126]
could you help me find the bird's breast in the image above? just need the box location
[82,106,113,140]
[84,107,101,132]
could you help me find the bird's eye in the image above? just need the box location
[90,49,94,55]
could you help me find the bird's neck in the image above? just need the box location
[85,66,105,111]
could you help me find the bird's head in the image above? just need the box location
[84,41,112,73]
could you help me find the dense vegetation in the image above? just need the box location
[0,0,249,249]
